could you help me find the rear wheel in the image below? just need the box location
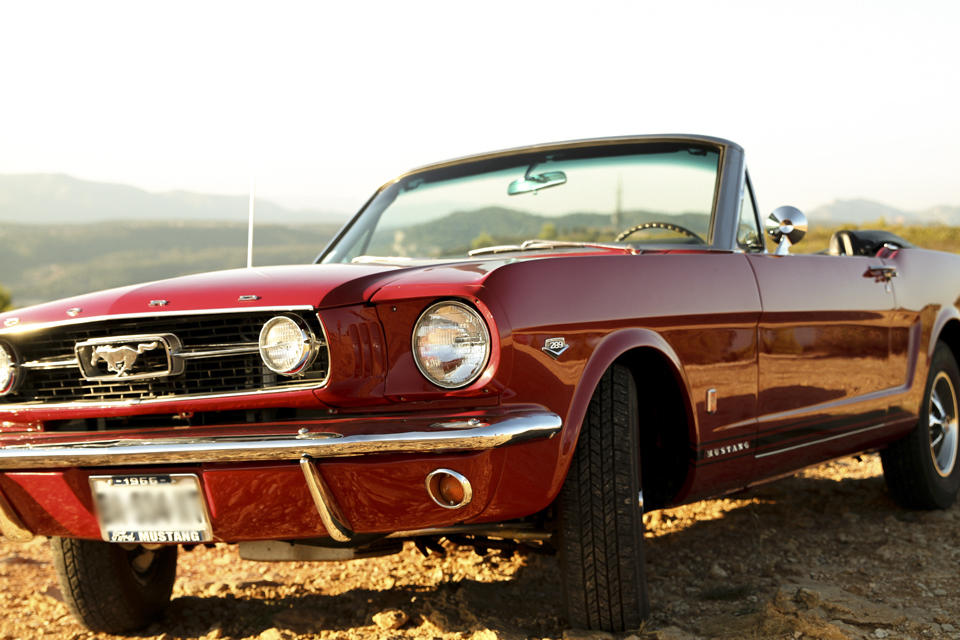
[51,537,178,633]
[882,341,960,509]
[559,364,650,631]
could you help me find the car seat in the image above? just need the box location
[827,230,914,256]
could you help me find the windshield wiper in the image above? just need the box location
[468,239,640,257]
[351,256,413,264]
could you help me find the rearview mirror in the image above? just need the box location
[766,206,808,255]
[507,171,567,196]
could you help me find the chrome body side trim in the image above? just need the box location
[754,423,887,459]
[0,411,562,469]
[300,456,354,542]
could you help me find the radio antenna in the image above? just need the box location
[246,116,257,269]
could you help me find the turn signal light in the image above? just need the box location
[425,469,473,509]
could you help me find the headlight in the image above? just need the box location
[413,301,490,389]
[258,316,318,375]
[0,342,19,396]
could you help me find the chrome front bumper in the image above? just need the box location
[0,410,562,470]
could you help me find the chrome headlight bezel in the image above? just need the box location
[412,300,491,390]
[258,315,319,376]
[0,341,21,396]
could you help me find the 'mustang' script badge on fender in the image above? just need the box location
[703,440,751,460]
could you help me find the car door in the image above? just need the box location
[746,252,898,477]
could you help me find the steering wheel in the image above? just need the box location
[615,221,705,244]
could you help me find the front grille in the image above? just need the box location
[1,311,329,405]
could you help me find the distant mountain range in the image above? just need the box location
[807,199,960,226]
[0,174,350,225]
[2,173,957,228]
[0,221,342,308]
[2,177,960,309]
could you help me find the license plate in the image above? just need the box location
[89,474,212,544]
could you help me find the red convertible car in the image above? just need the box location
[1,135,958,633]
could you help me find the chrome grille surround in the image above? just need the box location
[0,307,329,407]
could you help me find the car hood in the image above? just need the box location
[0,261,508,331]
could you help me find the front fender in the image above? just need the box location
[472,327,692,523]
[559,328,694,471]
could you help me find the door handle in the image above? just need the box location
[865,265,898,282]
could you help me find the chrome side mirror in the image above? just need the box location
[765,206,808,255]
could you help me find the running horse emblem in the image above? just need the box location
[91,342,159,376]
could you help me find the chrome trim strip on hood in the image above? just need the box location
[0,411,562,469]
[0,305,316,336]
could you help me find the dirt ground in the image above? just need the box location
[2,453,959,640]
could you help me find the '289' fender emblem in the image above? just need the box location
[542,337,569,360]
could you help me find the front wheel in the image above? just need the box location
[51,537,178,633]
[882,341,960,509]
[558,364,650,631]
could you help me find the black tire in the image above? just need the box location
[882,341,960,510]
[559,364,650,631]
[50,537,178,633]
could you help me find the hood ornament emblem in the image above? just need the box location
[66,308,82,317]
[542,337,569,360]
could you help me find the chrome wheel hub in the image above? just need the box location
[929,371,959,477]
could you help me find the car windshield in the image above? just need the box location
[320,143,721,264]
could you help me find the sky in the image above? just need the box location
[1,1,958,218]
